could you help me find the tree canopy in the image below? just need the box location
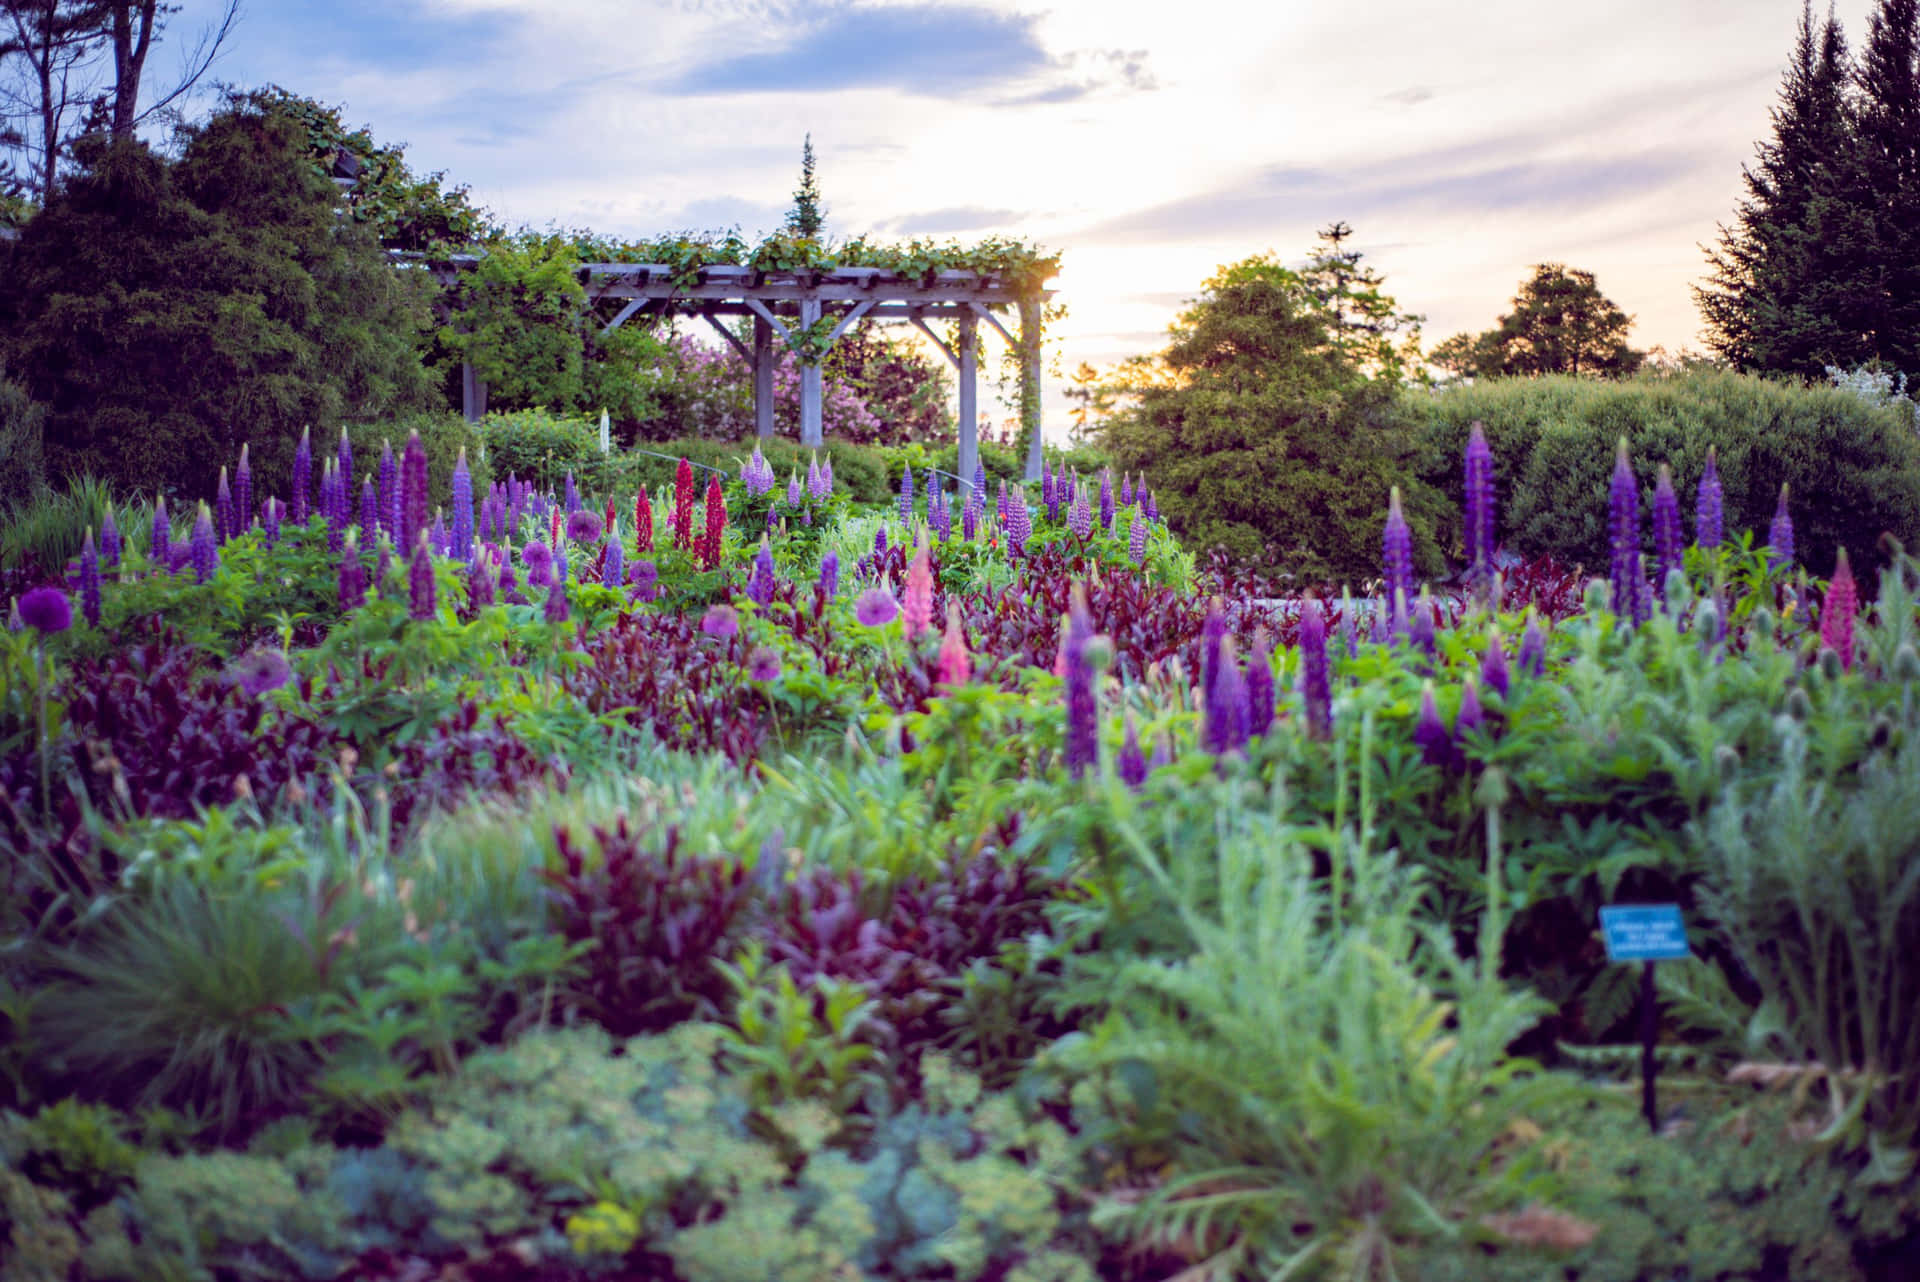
[1432,264,1643,380]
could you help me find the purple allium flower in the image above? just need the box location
[1383,486,1413,604]
[522,541,553,589]
[629,558,658,601]
[701,603,738,638]
[1117,711,1147,789]
[1205,635,1251,757]
[855,585,900,627]
[1128,511,1148,564]
[1517,614,1546,677]
[1298,601,1331,740]
[99,506,120,571]
[747,538,777,607]
[1768,483,1794,571]
[451,449,474,563]
[338,536,366,610]
[544,576,570,623]
[190,504,218,583]
[1246,627,1277,738]
[1099,468,1114,531]
[230,647,292,698]
[1068,487,1093,540]
[401,431,430,551]
[1464,421,1494,580]
[818,550,839,599]
[468,554,496,608]
[78,528,100,626]
[1063,587,1099,778]
[1608,439,1642,624]
[408,536,436,621]
[235,443,252,535]
[564,469,580,515]
[360,476,379,541]
[567,510,603,545]
[1413,682,1452,768]
[1410,588,1437,658]
[18,585,71,633]
[899,462,914,523]
[378,439,398,542]
[747,644,782,682]
[1695,446,1723,550]
[603,532,623,588]
[1652,464,1683,605]
[1482,630,1510,699]
[215,466,233,546]
[292,426,312,525]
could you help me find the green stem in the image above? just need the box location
[34,644,50,829]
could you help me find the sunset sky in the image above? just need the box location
[171,0,1878,435]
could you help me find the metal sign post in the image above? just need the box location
[1599,904,1691,1133]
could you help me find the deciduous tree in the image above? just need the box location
[1436,264,1643,379]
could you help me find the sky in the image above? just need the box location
[164,0,1884,437]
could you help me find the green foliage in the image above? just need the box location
[612,433,892,505]
[0,111,435,502]
[1414,367,1920,576]
[1432,264,1644,380]
[479,406,604,494]
[0,475,118,578]
[785,133,825,240]
[343,411,490,515]
[1298,221,1426,381]
[0,369,44,504]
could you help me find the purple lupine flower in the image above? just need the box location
[807,455,827,501]
[165,540,192,573]
[747,539,777,606]
[150,495,169,566]
[1068,487,1093,540]
[874,525,888,556]
[1383,486,1413,604]
[961,497,979,541]
[1246,627,1278,738]
[1695,446,1723,550]
[401,430,430,551]
[1144,488,1158,522]
[899,462,914,522]
[451,449,474,563]
[1045,468,1062,522]
[1042,464,1055,509]
[190,504,218,583]
[1099,467,1114,531]
[1482,630,1510,699]
[1456,676,1484,745]
[1370,596,1388,646]
[1149,734,1174,772]
[787,473,803,509]
[231,648,292,698]
[855,585,900,627]
[932,490,952,543]
[1128,511,1148,564]
[1410,588,1437,659]
[360,475,379,540]
[261,497,280,549]
[1205,636,1251,757]
[544,575,570,623]
[1517,615,1546,677]
[468,554,496,608]
[1298,601,1331,740]
[603,530,623,589]
[972,459,987,512]
[629,559,658,602]
[1652,464,1683,606]
[1413,682,1452,768]
[564,469,580,515]
[1063,587,1099,778]
[291,426,312,525]
[1007,492,1032,553]
[1199,597,1228,702]
[235,443,252,535]
[819,550,839,599]
[100,506,120,571]
[432,511,449,557]
[377,439,398,542]
[1768,483,1794,571]
[995,478,1008,527]
[553,539,568,587]
[567,510,603,545]
[1464,421,1494,580]
[78,528,101,626]
[337,428,353,501]
[215,466,233,546]
[822,455,834,495]
[522,541,553,589]
[1117,712,1147,789]
[1121,472,1134,507]
[408,536,436,621]
[1608,439,1642,623]
[1389,587,1411,647]
[338,534,366,610]
[17,586,70,633]
[374,539,393,599]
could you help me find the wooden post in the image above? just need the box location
[958,310,979,495]
[799,300,823,448]
[753,315,774,440]
[461,360,488,423]
[1020,298,1044,482]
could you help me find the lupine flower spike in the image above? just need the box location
[747,538,777,607]
[1768,484,1794,572]
[191,503,218,583]
[292,426,312,524]
[150,496,168,568]
[635,487,654,553]
[100,506,121,570]
[338,531,366,610]
[1414,682,1452,768]
[702,474,726,570]
[544,574,571,624]
[1464,421,1494,586]
[215,467,233,545]
[1821,547,1858,670]
[235,443,252,535]
[1117,711,1147,789]
[603,521,623,589]
[903,548,935,638]
[408,533,436,621]
[378,440,398,541]
[1608,438,1644,625]
[1205,635,1250,758]
[401,430,430,550]
[78,528,101,627]
[1652,464,1683,606]
[361,476,379,541]
[937,602,971,687]
[1298,601,1331,740]
[452,449,475,563]
[1383,486,1413,605]
[1245,627,1277,738]
[1063,587,1099,778]
[1482,629,1510,699]
[899,462,914,522]
[1517,613,1546,677]
[1695,446,1723,550]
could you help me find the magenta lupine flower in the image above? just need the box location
[215,466,233,546]
[1298,601,1331,740]
[629,559,658,601]
[1652,464,1683,605]
[1413,682,1452,768]
[1608,439,1642,624]
[1205,635,1251,757]
[337,428,353,500]
[1410,588,1437,658]
[190,504,218,583]
[1117,711,1147,789]
[1383,486,1413,604]
[451,449,474,563]
[261,497,280,549]
[855,584,900,627]
[747,645,782,681]
[1768,483,1794,571]
[747,538,777,607]
[1246,627,1277,738]
[1068,487,1093,539]
[408,536,436,621]
[1128,511,1148,564]
[401,431,430,550]
[567,510,603,545]
[235,443,252,535]
[1695,447,1723,550]
[292,426,312,525]
[360,475,379,540]
[899,462,914,522]
[544,575,570,623]
[1482,630,1510,699]
[819,550,839,599]
[1063,588,1099,777]
[231,647,292,698]
[468,554,496,608]
[78,528,100,626]
[1821,547,1858,670]
[1517,614,1546,677]
[1464,421,1494,580]
[937,603,971,686]
[338,535,366,610]
[902,549,935,638]
[150,494,169,565]
[1099,468,1114,531]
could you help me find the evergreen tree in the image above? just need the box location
[785,133,823,240]
[1297,220,1424,380]
[1855,0,1920,372]
[1436,264,1643,379]
[1697,2,1872,376]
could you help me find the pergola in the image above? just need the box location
[429,256,1055,487]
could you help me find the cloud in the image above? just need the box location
[992,46,1158,107]
[881,205,1027,234]
[1381,85,1435,106]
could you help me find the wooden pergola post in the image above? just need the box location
[799,300,823,447]
[1020,298,1044,482]
[753,316,774,439]
[461,360,488,423]
[957,310,979,495]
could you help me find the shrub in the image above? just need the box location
[0,369,45,506]
[477,407,603,496]
[1414,369,1920,577]
[342,411,490,518]
[610,434,893,505]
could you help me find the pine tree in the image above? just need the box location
[1855,0,1920,372]
[1297,221,1424,380]
[785,133,824,240]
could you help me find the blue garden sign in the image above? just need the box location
[1599,904,1690,962]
